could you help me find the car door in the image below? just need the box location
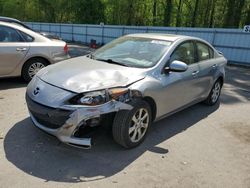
[157,41,202,117]
[195,41,217,98]
[0,25,30,76]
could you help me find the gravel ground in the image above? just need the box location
[0,66,249,188]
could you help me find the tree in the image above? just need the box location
[73,0,105,24]
[152,0,157,25]
[176,0,182,27]
[245,6,250,24]
[224,0,246,28]
[0,0,4,15]
[191,0,199,27]
[209,0,217,28]
[164,0,173,26]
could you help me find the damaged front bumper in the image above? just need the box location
[26,94,133,148]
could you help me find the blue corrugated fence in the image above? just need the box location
[26,22,250,66]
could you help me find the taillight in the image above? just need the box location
[64,44,69,53]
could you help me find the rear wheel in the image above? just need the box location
[112,100,152,148]
[204,79,222,105]
[22,58,48,82]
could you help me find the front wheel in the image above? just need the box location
[204,79,222,105]
[112,100,152,148]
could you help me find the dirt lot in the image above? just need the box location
[0,66,249,188]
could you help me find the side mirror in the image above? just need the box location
[165,60,188,73]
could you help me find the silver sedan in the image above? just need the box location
[26,34,227,148]
[0,21,69,81]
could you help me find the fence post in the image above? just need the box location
[85,25,88,44]
[212,29,217,46]
[175,28,179,34]
[101,25,104,45]
[122,26,125,36]
[59,24,62,38]
[72,24,74,42]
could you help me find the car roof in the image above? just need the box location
[0,16,21,23]
[0,16,30,29]
[126,33,199,42]
[0,21,29,31]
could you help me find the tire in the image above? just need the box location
[204,79,222,106]
[22,58,48,82]
[112,100,152,148]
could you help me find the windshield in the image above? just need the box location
[92,36,171,68]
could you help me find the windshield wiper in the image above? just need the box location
[95,58,128,67]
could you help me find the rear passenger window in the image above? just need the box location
[197,42,214,61]
[0,26,24,42]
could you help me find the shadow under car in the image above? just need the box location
[4,102,219,183]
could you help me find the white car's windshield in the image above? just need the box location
[92,36,172,68]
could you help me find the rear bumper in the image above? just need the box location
[52,54,70,63]
[51,53,70,63]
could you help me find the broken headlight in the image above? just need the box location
[77,90,107,106]
[69,88,131,106]
[109,88,130,103]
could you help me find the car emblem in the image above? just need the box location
[33,87,40,96]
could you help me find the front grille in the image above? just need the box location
[26,94,73,129]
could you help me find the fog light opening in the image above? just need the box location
[73,117,101,138]
[87,117,101,127]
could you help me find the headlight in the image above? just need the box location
[69,90,107,106]
[109,88,130,102]
[77,90,107,106]
[69,88,130,106]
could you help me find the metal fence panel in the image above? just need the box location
[26,22,250,65]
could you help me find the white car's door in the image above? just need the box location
[0,25,29,76]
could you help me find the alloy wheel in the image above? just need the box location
[211,82,221,103]
[28,62,45,78]
[129,108,149,143]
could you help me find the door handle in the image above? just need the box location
[16,48,27,52]
[192,70,199,76]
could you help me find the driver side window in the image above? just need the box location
[170,41,195,65]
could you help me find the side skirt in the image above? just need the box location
[154,98,206,123]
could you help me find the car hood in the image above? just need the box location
[37,56,146,93]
